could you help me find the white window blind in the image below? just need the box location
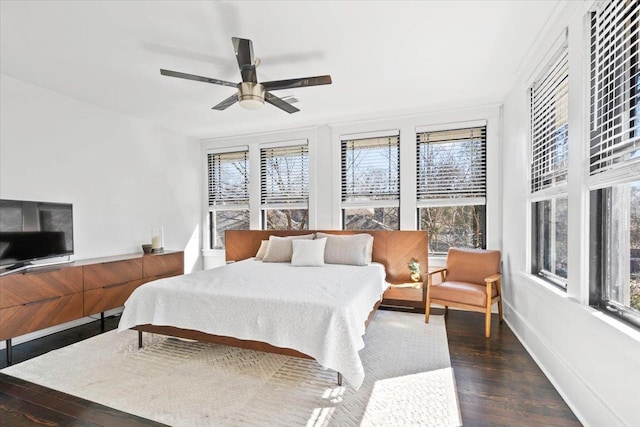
[530,47,569,193]
[260,144,309,206]
[416,127,486,202]
[207,150,249,207]
[341,135,400,204]
[590,0,640,177]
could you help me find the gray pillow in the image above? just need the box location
[262,234,315,262]
[255,240,269,260]
[316,232,374,266]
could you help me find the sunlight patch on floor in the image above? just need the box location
[361,367,461,427]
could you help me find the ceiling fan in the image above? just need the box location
[160,37,332,114]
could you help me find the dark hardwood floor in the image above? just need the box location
[0,310,581,426]
[440,309,581,426]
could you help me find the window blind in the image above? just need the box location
[260,144,309,205]
[589,0,640,177]
[207,150,249,207]
[416,127,486,200]
[530,47,569,193]
[341,135,400,203]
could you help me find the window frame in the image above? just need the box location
[340,130,400,230]
[206,148,250,249]
[416,124,488,255]
[260,141,310,230]
[588,0,640,327]
[528,34,570,289]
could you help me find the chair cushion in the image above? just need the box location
[429,281,498,307]
[445,248,500,286]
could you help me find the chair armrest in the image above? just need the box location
[427,267,447,277]
[426,268,447,289]
[485,273,501,283]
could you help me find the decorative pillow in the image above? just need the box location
[316,232,374,266]
[291,238,327,266]
[255,240,269,260]
[262,234,315,262]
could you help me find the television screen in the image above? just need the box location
[0,199,74,268]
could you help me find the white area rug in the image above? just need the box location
[2,311,461,426]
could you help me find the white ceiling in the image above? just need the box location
[0,1,560,139]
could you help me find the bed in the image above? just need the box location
[118,230,428,389]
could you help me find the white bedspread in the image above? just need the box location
[118,259,388,389]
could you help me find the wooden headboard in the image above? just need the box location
[225,230,428,284]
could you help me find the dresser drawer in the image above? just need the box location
[0,292,83,341]
[84,258,143,291]
[83,278,146,316]
[143,252,183,277]
[0,266,83,309]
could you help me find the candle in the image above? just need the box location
[150,225,164,251]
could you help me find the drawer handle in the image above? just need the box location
[24,296,62,306]
[104,282,128,289]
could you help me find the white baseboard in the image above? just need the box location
[503,301,623,427]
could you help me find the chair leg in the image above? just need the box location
[485,306,491,338]
[497,279,504,322]
[424,297,431,323]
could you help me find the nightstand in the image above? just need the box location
[381,279,426,311]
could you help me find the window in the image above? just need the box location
[529,41,569,287]
[207,150,250,248]
[341,133,399,230]
[417,126,486,254]
[260,144,309,230]
[589,0,640,327]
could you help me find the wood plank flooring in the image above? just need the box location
[0,311,581,426]
[438,308,581,426]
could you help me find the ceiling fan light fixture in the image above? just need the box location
[238,82,265,110]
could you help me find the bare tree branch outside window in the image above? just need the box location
[261,145,309,230]
[207,150,250,248]
[341,135,400,230]
[417,127,487,254]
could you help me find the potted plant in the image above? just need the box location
[409,258,421,283]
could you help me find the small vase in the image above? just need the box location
[410,272,421,282]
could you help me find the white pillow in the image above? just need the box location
[255,240,269,260]
[291,238,327,266]
[262,234,315,262]
[316,232,374,266]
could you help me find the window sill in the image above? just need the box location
[516,271,640,343]
[590,309,640,342]
[202,248,225,256]
[518,271,568,299]
[428,255,447,268]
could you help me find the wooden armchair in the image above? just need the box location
[425,248,502,338]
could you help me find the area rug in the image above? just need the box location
[2,311,461,426]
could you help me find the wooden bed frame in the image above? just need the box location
[134,230,428,384]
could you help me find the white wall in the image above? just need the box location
[0,74,202,345]
[0,74,202,270]
[501,2,640,426]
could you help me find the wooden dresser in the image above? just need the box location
[0,251,183,364]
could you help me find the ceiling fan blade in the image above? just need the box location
[265,91,300,114]
[212,93,239,111]
[231,37,257,83]
[280,95,299,104]
[160,69,237,88]
[262,75,332,91]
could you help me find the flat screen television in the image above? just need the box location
[0,199,74,270]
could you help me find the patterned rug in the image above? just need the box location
[2,311,461,426]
